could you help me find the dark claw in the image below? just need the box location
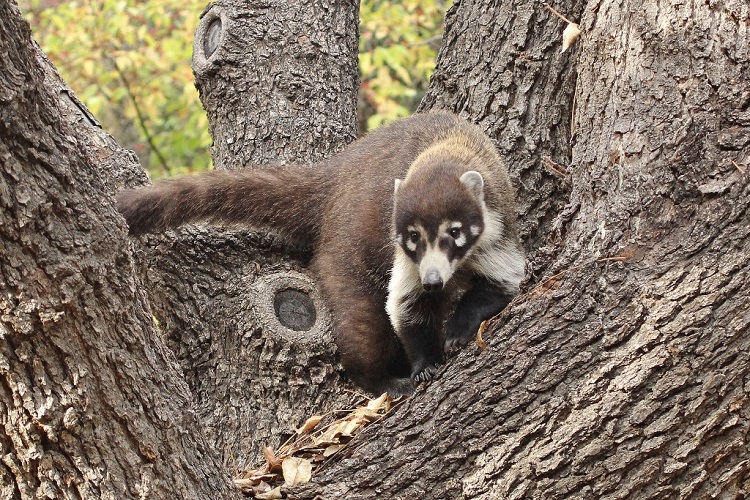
[411,363,440,385]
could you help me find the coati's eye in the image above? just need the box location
[409,231,420,243]
[448,227,461,239]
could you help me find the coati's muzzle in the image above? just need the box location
[418,246,454,293]
[421,269,443,292]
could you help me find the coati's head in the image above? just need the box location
[393,168,485,292]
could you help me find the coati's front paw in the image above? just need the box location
[444,314,483,351]
[411,362,441,385]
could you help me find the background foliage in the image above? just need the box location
[21,0,451,178]
[358,0,449,130]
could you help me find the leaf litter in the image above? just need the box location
[235,392,402,497]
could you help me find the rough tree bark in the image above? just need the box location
[0,2,238,497]
[125,0,362,469]
[293,0,750,497]
[2,0,749,497]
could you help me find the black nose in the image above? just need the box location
[422,271,443,292]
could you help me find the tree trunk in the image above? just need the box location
[292,0,750,497]
[0,2,237,497]
[191,0,359,169]
[4,0,749,497]
[126,0,362,469]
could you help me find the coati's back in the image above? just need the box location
[117,111,509,258]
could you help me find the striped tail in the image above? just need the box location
[115,165,329,246]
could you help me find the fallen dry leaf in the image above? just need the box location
[353,407,382,421]
[366,393,389,411]
[234,478,256,491]
[313,421,345,446]
[255,486,283,500]
[262,446,281,471]
[282,456,312,485]
[235,478,280,497]
[476,320,488,349]
[323,444,345,457]
[296,414,324,435]
[237,393,404,494]
[340,418,362,437]
[561,22,581,52]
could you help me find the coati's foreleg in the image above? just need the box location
[444,277,516,350]
[397,294,446,384]
[386,253,445,384]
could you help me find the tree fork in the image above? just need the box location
[129,0,363,468]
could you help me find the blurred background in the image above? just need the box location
[20,0,451,178]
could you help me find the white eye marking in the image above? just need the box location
[450,221,462,229]
[454,233,467,247]
[406,238,417,252]
[395,234,403,245]
[470,225,481,236]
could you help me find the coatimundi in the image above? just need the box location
[116,111,526,396]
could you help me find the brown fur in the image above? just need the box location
[116,111,521,395]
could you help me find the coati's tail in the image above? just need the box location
[116,165,330,245]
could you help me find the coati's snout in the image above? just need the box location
[418,244,453,292]
[421,269,443,292]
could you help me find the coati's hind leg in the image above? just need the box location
[335,308,414,396]
[324,285,414,396]
[444,277,516,350]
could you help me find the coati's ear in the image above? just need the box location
[394,178,402,196]
[460,171,484,201]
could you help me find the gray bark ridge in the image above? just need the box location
[0,3,237,498]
